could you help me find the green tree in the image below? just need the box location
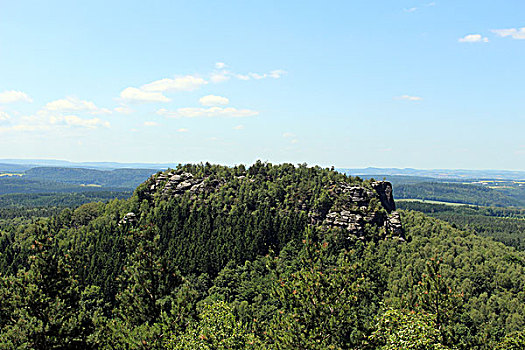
[0,224,102,349]
[268,231,366,349]
[167,301,263,349]
[495,330,525,350]
[370,307,451,350]
[414,258,464,346]
[102,224,193,349]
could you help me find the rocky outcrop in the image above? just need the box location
[140,170,404,241]
[142,170,226,200]
[321,180,404,240]
[371,181,396,213]
[386,211,403,237]
[330,183,375,207]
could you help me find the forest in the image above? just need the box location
[397,201,525,251]
[394,181,525,207]
[0,162,524,349]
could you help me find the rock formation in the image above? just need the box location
[139,170,404,241]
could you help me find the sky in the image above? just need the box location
[0,1,524,170]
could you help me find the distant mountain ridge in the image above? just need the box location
[0,159,177,170]
[2,160,524,179]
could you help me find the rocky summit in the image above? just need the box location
[132,165,404,241]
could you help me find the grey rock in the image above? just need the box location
[170,175,182,182]
[371,181,396,213]
[387,211,404,237]
[176,181,193,191]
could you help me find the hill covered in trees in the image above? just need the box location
[0,162,524,349]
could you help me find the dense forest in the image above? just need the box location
[23,167,158,188]
[1,162,524,349]
[398,201,525,252]
[394,182,525,207]
[0,191,132,209]
[0,166,157,196]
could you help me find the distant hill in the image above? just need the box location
[0,166,157,207]
[349,174,525,208]
[0,163,34,172]
[23,167,158,188]
[0,158,177,170]
[340,167,525,181]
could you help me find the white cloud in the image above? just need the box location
[290,139,299,144]
[211,66,286,83]
[199,95,230,106]
[50,115,110,129]
[492,27,525,40]
[114,106,134,114]
[0,90,33,104]
[0,113,110,133]
[158,107,259,118]
[141,75,208,92]
[215,62,226,69]
[120,87,171,103]
[210,72,231,83]
[249,73,266,80]
[120,75,207,103]
[403,3,435,13]
[458,34,489,43]
[235,74,251,81]
[44,97,111,114]
[144,121,158,127]
[397,95,423,101]
[246,70,287,80]
[269,70,286,79]
[234,124,244,130]
[0,111,10,121]
[177,128,188,133]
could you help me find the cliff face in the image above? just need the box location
[134,167,404,241]
[319,180,404,240]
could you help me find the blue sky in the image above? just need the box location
[0,1,524,170]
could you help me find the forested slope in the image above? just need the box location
[0,162,524,349]
[397,201,525,251]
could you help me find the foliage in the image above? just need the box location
[0,224,102,349]
[494,330,525,350]
[268,231,368,349]
[370,308,451,350]
[167,301,262,349]
[397,201,525,250]
[395,182,524,207]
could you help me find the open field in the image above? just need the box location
[397,198,469,206]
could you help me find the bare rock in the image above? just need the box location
[176,181,193,191]
[371,181,396,213]
[386,211,404,238]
